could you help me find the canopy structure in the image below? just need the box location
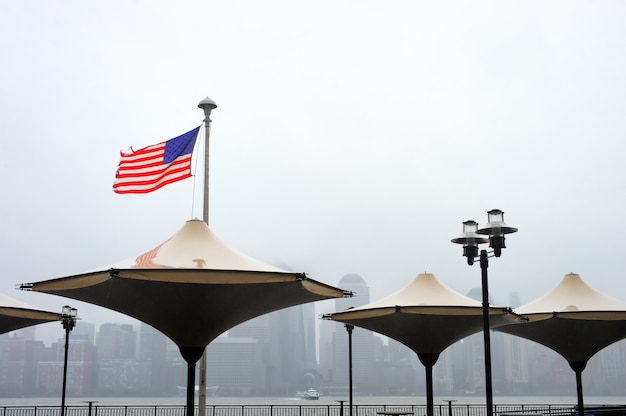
[324,272,520,416]
[0,292,61,334]
[495,273,626,416]
[21,219,349,414]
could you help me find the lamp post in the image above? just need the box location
[60,305,78,416]
[345,323,354,416]
[451,209,517,416]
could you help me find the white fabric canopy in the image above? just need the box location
[495,273,626,416]
[496,273,626,363]
[329,273,517,343]
[107,219,289,272]
[516,272,626,315]
[0,292,60,334]
[325,272,519,416]
[22,219,348,350]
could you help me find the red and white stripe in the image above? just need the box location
[113,142,193,194]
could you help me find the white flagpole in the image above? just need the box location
[197,96,217,416]
[198,97,217,225]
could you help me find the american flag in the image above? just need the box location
[113,126,201,194]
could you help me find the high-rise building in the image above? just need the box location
[380,338,419,395]
[227,302,318,395]
[585,340,626,395]
[95,323,138,392]
[37,331,97,396]
[433,346,455,394]
[96,323,136,360]
[138,323,170,394]
[206,337,262,396]
[0,334,51,395]
[320,273,384,395]
[501,292,529,393]
[463,287,492,395]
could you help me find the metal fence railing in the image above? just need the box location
[0,404,581,416]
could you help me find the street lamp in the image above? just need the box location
[345,323,354,416]
[60,305,78,416]
[451,209,517,416]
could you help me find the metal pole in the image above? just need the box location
[443,400,456,416]
[198,354,206,416]
[425,366,433,416]
[479,250,493,416]
[187,360,196,416]
[84,401,97,416]
[336,401,346,416]
[346,324,354,416]
[197,97,217,416]
[60,307,76,416]
[575,369,584,416]
[417,353,439,416]
[570,362,586,416]
[61,326,70,416]
[198,97,217,226]
[180,347,204,416]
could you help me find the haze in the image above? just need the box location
[1,1,625,330]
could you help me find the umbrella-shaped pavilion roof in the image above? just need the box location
[325,272,520,416]
[0,292,61,334]
[496,273,626,363]
[21,219,349,349]
[326,272,517,354]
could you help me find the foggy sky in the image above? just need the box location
[1,1,626,335]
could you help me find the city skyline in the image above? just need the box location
[12,267,576,349]
[2,273,626,398]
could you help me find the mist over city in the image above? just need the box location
[2,272,625,400]
[2,0,626,409]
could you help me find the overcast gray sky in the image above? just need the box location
[2,1,626,338]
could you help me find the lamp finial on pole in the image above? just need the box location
[198,97,217,123]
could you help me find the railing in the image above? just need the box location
[0,404,578,416]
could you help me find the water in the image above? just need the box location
[1,396,625,407]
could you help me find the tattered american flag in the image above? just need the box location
[113,126,200,194]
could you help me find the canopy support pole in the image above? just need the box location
[570,361,587,416]
[418,353,439,416]
[181,347,205,416]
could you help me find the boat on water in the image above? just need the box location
[176,385,219,396]
[296,388,320,400]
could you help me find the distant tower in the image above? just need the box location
[0,333,48,394]
[38,330,96,396]
[501,291,529,393]
[95,323,136,360]
[464,288,488,394]
[228,303,317,395]
[95,323,137,391]
[464,288,508,394]
[335,273,370,311]
[139,323,168,394]
[206,337,262,395]
[320,274,383,395]
[509,291,521,308]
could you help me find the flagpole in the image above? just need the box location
[198,97,217,225]
[197,96,217,416]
